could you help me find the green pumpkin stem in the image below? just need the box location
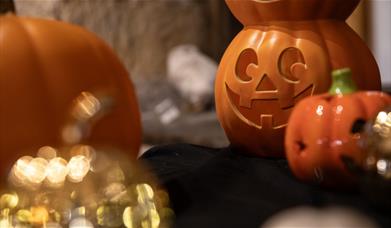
[0,0,15,14]
[328,68,357,95]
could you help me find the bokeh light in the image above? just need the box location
[37,146,57,160]
[362,107,391,179]
[72,91,102,121]
[69,217,94,228]
[67,155,90,183]
[2,145,173,227]
[70,145,96,162]
[46,157,69,185]
[26,158,48,184]
[62,123,84,145]
[30,206,49,225]
[0,193,18,209]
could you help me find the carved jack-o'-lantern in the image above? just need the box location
[285,69,391,187]
[215,0,381,157]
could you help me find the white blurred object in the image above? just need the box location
[262,206,378,228]
[154,98,180,125]
[167,44,217,110]
[69,217,94,228]
[370,1,391,88]
[139,144,153,157]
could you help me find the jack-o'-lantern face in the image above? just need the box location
[224,29,329,130]
[215,0,381,157]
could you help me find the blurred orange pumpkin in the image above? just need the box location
[0,13,141,181]
[215,0,381,157]
[285,68,391,187]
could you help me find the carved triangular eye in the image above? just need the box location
[235,48,258,82]
[278,47,305,83]
[351,118,366,134]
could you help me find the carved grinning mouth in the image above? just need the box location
[225,83,314,129]
[226,45,316,129]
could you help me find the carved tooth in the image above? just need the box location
[260,114,273,129]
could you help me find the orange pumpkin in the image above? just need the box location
[215,0,381,157]
[0,13,141,181]
[285,68,391,187]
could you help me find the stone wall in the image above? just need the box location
[15,0,214,81]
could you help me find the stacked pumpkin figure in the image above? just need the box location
[215,0,390,188]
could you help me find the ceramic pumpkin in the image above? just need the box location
[285,68,391,187]
[215,0,381,157]
[0,12,142,181]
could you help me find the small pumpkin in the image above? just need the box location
[215,0,381,157]
[285,68,391,187]
[0,7,141,183]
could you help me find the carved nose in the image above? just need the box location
[255,73,295,109]
[256,74,277,92]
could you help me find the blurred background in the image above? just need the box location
[13,0,391,153]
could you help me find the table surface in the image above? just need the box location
[140,144,391,228]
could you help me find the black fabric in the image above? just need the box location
[140,144,391,228]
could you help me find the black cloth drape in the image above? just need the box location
[140,144,391,228]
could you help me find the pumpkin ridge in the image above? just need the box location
[306,96,331,181]
[26,19,105,147]
[23,18,67,130]
[8,16,60,146]
[89,34,142,152]
[75,25,142,153]
[331,95,366,176]
[314,21,332,80]
[226,0,360,25]
[354,93,370,118]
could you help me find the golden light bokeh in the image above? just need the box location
[72,91,102,121]
[0,84,146,227]
[46,157,69,185]
[30,206,49,225]
[67,155,90,183]
[1,145,173,227]
[70,145,96,162]
[0,193,18,209]
[26,158,48,184]
[37,146,58,160]
[362,107,391,179]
